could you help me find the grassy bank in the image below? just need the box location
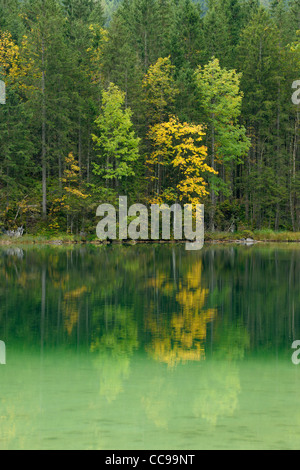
[1,230,300,246]
[206,230,300,243]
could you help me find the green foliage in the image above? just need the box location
[143,56,178,125]
[195,57,251,229]
[0,0,299,235]
[92,83,140,193]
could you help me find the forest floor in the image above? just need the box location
[1,231,300,246]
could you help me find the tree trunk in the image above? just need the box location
[210,118,216,232]
[42,36,47,219]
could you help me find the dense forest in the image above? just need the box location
[0,0,299,236]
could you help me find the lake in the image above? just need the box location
[0,244,300,450]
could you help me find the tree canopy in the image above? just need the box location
[0,0,299,235]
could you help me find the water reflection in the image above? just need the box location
[3,248,24,259]
[91,306,138,402]
[0,245,300,449]
[0,245,299,362]
[193,362,241,427]
[146,260,216,366]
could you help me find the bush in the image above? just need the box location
[240,230,254,239]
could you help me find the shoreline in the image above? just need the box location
[1,234,300,247]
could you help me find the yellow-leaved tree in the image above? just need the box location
[0,31,36,91]
[0,31,20,83]
[50,153,89,233]
[143,56,178,126]
[87,24,108,88]
[147,116,217,205]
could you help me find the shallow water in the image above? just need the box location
[0,244,300,450]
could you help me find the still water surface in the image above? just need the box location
[0,244,300,450]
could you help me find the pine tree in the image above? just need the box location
[237,7,286,229]
[195,57,251,231]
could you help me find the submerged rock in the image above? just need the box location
[50,240,63,245]
[236,237,257,245]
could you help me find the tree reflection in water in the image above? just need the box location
[0,245,300,448]
[145,260,216,367]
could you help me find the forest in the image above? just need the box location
[0,0,299,237]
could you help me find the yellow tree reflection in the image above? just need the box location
[146,260,216,367]
[63,286,88,335]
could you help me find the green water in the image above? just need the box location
[0,244,300,450]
